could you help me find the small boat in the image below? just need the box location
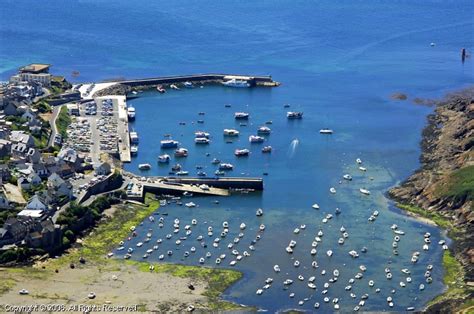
[170,84,179,90]
[138,163,151,170]
[262,146,272,153]
[249,135,265,143]
[224,104,232,108]
[195,137,210,144]
[343,174,352,181]
[257,126,271,134]
[274,265,281,272]
[197,171,206,177]
[171,163,182,171]
[184,81,193,88]
[160,140,179,148]
[185,202,196,208]
[359,166,367,171]
[156,85,166,93]
[359,188,371,195]
[130,131,139,144]
[223,79,250,88]
[195,131,210,138]
[256,208,263,216]
[211,158,221,164]
[356,158,362,164]
[312,203,320,209]
[158,154,170,163]
[219,163,233,170]
[330,187,336,194]
[174,148,188,157]
[287,111,303,119]
[127,105,136,120]
[234,112,250,120]
[176,170,189,176]
[235,148,250,157]
[130,145,138,155]
[319,129,333,134]
[223,129,240,136]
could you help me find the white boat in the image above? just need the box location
[138,163,151,170]
[224,129,240,136]
[222,79,250,88]
[130,131,139,144]
[219,163,233,170]
[195,131,210,138]
[185,202,196,208]
[257,126,271,134]
[127,106,136,120]
[343,174,352,180]
[158,154,170,163]
[130,145,138,155]
[330,187,336,194]
[256,208,263,216]
[176,170,189,176]
[319,129,333,134]
[312,203,320,209]
[184,81,193,88]
[359,188,371,195]
[174,148,188,157]
[262,146,272,153]
[287,111,303,119]
[356,158,362,164]
[234,112,250,120]
[235,148,250,156]
[195,137,210,144]
[359,166,367,171]
[160,140,179,148]
[249,135,265,143]
[170,84,179,90]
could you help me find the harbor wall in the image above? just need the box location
[161,177,264,191]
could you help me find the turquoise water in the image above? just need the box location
[1,1,473,311]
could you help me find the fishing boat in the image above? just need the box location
[234,112,250,120]
[249,135,265,143]
[127,105,136,120]
[262,146,272,153]
[223,129,240,136]
[160,139,179,148]
[319,128,333,134]
[195,131,210,138]
[287,111,303,119]
[219,163,233,170]
[138,163,151,170]
[195,137,210,144]
[156,85,166,93]
[130,145,138,155]
[130,131,139,144]
[158,154,170,164]
[257,126,271,134]
[174,148,188,157]
[222,78,250,88]
[235,148,250,156]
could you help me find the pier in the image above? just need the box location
[115,73,279,87]
[162,177,264,191]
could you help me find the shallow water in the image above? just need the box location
[2,0,473,311]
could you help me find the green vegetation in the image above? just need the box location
[396,203,460,232]
[55,106,71,139]
[34,100,52,113]
[436,165,474,207]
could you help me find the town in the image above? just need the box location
[0,64,123,263]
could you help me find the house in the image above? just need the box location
[0,164,11,182]
[95,162,112,175]
[27,173,42,186]
[56,163,74,179]
[0,217,35,246]
[57,148,82,170]
[10,131,34,147]
[17,209,45,220]
[17,64,52,87]
[18,176,31,191]
[3,101,21,116]
[11,142,28,158]
[47,173,72,199]
[25,194,47,211]
[32,163,48,179]
[67,103,80,116]
[26,148,41,164]
[21,108,36,121]
[25,218,62,251]
[0,191,10,209]
[0,139,11,157]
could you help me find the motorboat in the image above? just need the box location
[287,111,303,119]
[223,129,240,136]
[171,163,182,171]
[262,146,272,153]
[257,126,271,134]
[256,208,263,216]
[343,174,353,180]
[197,171,206,177]
[215,170,225,176]
[195,131,210,138]
[195,137,210,144]
[174,148,188,157]
[359,188,371,195]
[234,112,250,120]
[312,203,320,209]
[356,158,363,164]
[176,170,189,176]
[359,166,367,171]
[127,105,136,120]
[156,85,166,93]
[330,187,337,194]
[222,79,250,88]
[235,148,250,156]
[185,202,196,208]
[130,131,139,144]
[249,135,265,143]
[170,84,179,90]
[138,163,151,170]
[160,140,179,148]
[158,154,170,163]
[130,145,138,155]
[219,163,234,170]
[319,128,333,134]
[184,81,193,88]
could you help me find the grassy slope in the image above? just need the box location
[436,165,474,208]
[55,106,71,139]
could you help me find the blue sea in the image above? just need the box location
[1,1,473,312]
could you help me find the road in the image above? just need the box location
[47,104,63,147]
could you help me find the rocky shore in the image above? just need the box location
[389,87,473,312]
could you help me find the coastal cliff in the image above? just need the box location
[389,88,474,312]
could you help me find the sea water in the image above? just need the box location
[1,0,473,311]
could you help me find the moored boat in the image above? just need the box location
[287,111,303,119]
[138,163,152,170]
[223,129,240,136]
[195,131,210,138]
[257,126,271,134]
[222,79,250,88]
[160,140,179,148]
[174,148,188,157]
[130,145,138,155]
[156,85,166,93]
[127,105,136,120]
[130,131,139,144]
[262,146,272,153]
[249,135,265,143]
[195,137,210,144]
[320,128,333,134]
[219,163,234,170]
[235,148,250,156]
[234,112,250,120]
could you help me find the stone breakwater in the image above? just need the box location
[389,87,474,311]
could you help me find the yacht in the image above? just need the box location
[160,139,179,148]
[223,129,240,136]
[262,146,272,153]
[235,148,250,156]
[127,105,136,120]
[219,163,234,170]
[138,163,151,170]
[249,135,265,143]
[319,128,333,134]
[130,131,139,144]
[257,126,271,135]
[287,111,303,119]
[234,112,250,120]
[222,79,250,88]
[130,145,138,155]
[195,131,210,138]
[195,137,210,144]
[174,148,188,157]
[158,154,170,163]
